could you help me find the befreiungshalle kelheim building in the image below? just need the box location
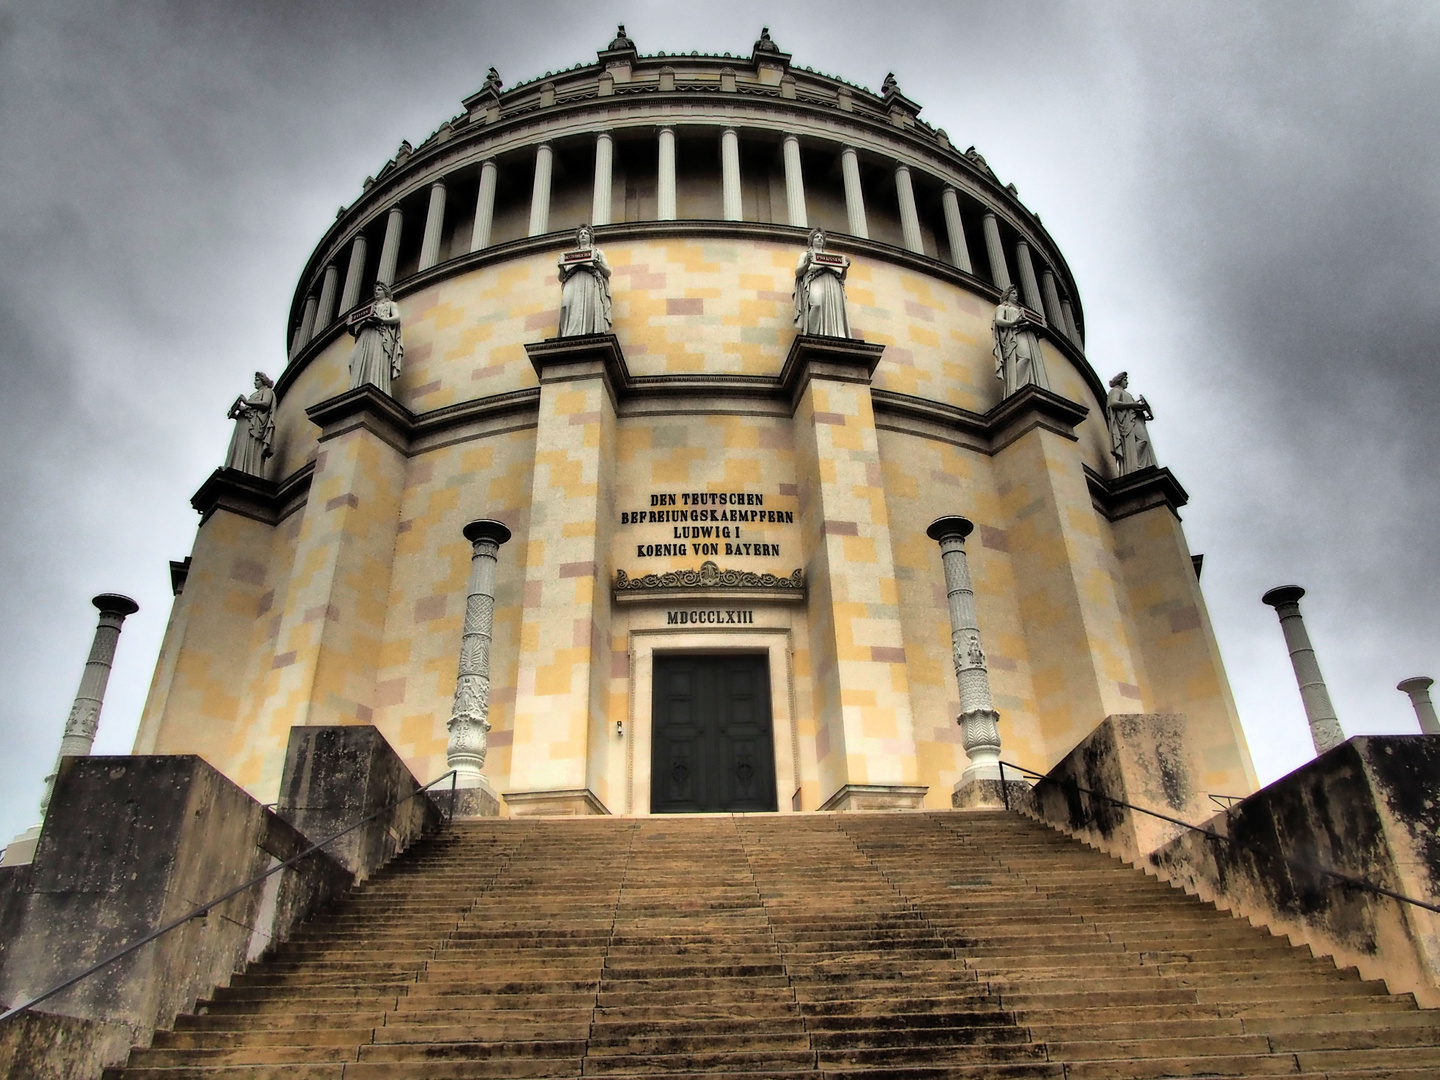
[135,28,1258,817]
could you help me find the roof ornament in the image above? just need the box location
[963,145,996,178]
[609,25,634,51]
[482,66,503,94]
[754,26,780,53]
[881,71,900,96]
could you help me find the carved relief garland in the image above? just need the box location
[615,559,804,592]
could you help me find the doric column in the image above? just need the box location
[376,206,404,286]
[1060,298,1082,348]
[1262,585,1346,755]
[40,594,139,813]
[981,211,1010,290]
[1398,677,1440,736]
[471,159,498,251]
[529,143,553,237]
[1040,268,1067,335]
[313,263,339,334]
[289,293,318,360]
[339,233,367,314]
[926,518,1002,784]
[1014,239,1044,315]
[657,127,677,220]
[940,186,972,273]
[720,128,742,221]
[840,146,868,238]
[447,520,512,804]
[894,163,923,253]
[782,134,807,228]
[418,179,447,271]
[591,132,614,226]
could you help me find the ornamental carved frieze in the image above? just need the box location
[616,559,804,593]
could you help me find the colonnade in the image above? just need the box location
[289,126,1085,358]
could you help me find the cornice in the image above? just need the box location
[871,384,1091,457]
[191,461,315,526]
[279,219,1102,411]
[1084,463,1190,522]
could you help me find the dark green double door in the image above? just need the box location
[651,654,778,813]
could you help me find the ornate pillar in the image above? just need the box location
[40,594,140,813]
[1040,268,1067,336]
[1398,677,1440,736]
[657,127,677,220]
[720,128,742,221]
[529,143,553,237]
[894,163,923,253]
[591,132,614,226]
[1014,239,1044,315]
[840,146,868,238]
[981,211,1010,290]
[471,159,498,251]
[1262,585,1346,755]
[289,293,318,360]
[376,206,404,286]
[446,519,511,815]
[418,179,447,271]
[313,263,339,335]
[940,186,972,273]
[339,233,367,314]
[782,134,807,228]
[926,518,1002,791]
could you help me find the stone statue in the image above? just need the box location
[793,228,850,338]
[1106,371,1157,474]
[754,27,779,53]
[482,67,503,94]
[609,26,634,51]
[882,72,900,96]
[348,281,403,394]
[224,372,275,476]
[992,284,1049,396]
[557,224,612,336]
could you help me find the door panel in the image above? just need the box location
[651,654,777,813]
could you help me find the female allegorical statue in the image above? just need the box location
[347,281,404,394]
[1106,371,1157,475]
[793,228,850,338]
[224,371,275,477]
[557,224,612,336]
[992,284,1050,396]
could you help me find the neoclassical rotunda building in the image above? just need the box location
[135,28,1257,817]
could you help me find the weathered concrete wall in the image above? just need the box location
[276,724,443,880]
[1020,713,1213,866]
[1148,736,1440,1008]
[0,755,353,1079]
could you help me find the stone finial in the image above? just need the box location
[926,517,1003,787]
[1397,677,1440,736]
[1262,585,1346,755]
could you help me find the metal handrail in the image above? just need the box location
[0,770,458,1024]
[997,760,1440,916]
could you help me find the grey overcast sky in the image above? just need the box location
[0,1,1436,843]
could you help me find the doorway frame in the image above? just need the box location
[626,627,799,816]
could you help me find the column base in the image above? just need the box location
[446,776,501,820]
[502,788,610,817]
[818,784,929,812]
[951,777,1031,810]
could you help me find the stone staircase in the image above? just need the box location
[105,810,1440,1078]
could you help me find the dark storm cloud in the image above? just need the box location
[0,1,1433,840]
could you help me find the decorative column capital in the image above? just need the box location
[1398,675,1434,695]
[463,519,513,548]
[925,515,974,544]
[1262,584,1306,611]
[92,593,139,621]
